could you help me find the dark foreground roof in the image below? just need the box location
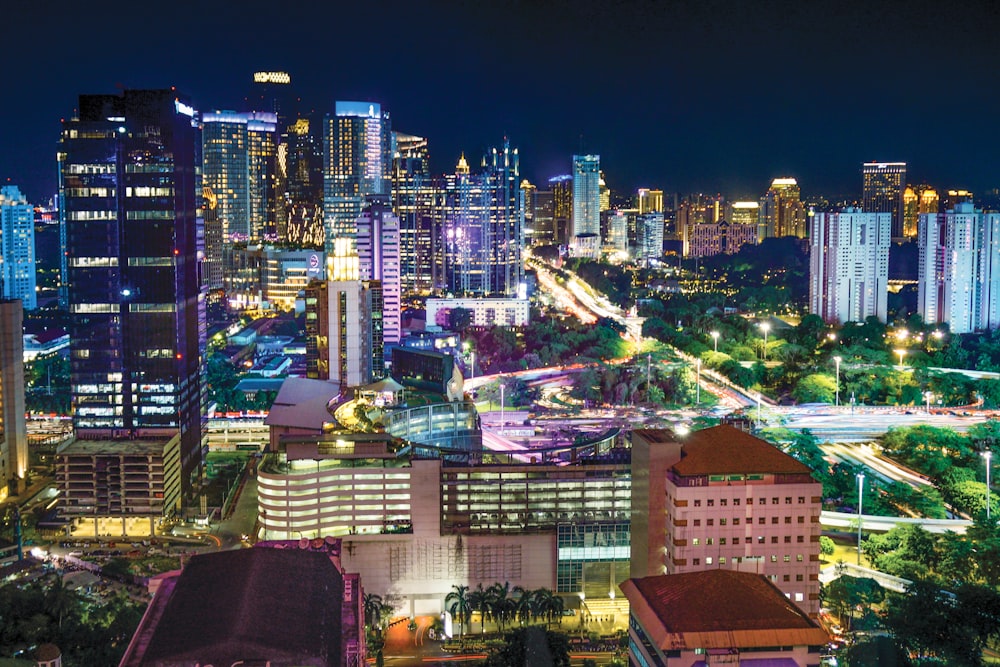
[123,548,343,667]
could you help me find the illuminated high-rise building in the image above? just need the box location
[323,101,392,251]
[636,212,664,265]
[809,209,890,324]
[759,178,805,239]
[391,132,439,296]
[637,188,663,215]
[862,162,907,240]
[571,155,601,242]
[521,180,537,244]
[0,186,36,310]
[283,116,325,247]
[442,141,524,296]
[357,200,401,352]
[918,202,1000,333]
[58,89,205,502]
[201,110,278,290]
[941,189,974,211]
[550,174,573,246]
[0,299,28,498]
[599,171,610,212]
[902,185,939,239]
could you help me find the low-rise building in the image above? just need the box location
[621,570,829,667]
[425,297,529,330]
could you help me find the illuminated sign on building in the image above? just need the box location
[253,71,291,84]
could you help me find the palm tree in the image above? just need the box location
[468,583,489,635]
[363,592,386,631]
[532,588,555,626]
[445,584,472,636]
[487,582,513,631]
[44,574,78,629]
[512,586,534,626]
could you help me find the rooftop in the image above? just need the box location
[265,376,339,431]
[57,437,176,457]
[622,570,828,650]
[672,425,811,476]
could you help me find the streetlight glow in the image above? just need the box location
[857,473,865,565]
[710,330,719,353]
[894,348,906,368]
[985,451,993,523]
[833,356,842,407]
[759,322,770,360]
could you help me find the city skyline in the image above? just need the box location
[4,1,1000,205]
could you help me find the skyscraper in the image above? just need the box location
[323,101,391,250]
[809,209,891,324]
[0,186,36,310]
[58,89,205,501]
[201,110,278,291]
[758,178,806,240]
[442,141,524,296]
[637,188,664,215]
[918,202,1000,333]
[391,132,440,296]
[571,155,600,243]
[902,185,938,239]
[862,162,907,240]
[357,200,401,353]
[282,116,325,247]
[0,299,28,498]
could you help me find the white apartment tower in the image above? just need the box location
[0,186,36,310]
[809,209,890,324]
[357,201,401,349]
[918,202,1000,334]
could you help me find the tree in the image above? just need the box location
[820,536,835,558]
[43,575,79,629]
[446,584,472,636]
[792,373,837,404]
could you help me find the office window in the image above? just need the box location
[694,500,701,507]
[771,536,778,544]
[784,536,791,543]
[798,516,805,523]
[693,558,700,566]
[798,497,805,504]
[693,519,701,527]
[707,519,714,526]
[772,517,779,524]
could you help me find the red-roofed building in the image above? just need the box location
[621,570,829,667]
[630,426,822,617]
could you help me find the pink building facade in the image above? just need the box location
[631,426,822,617]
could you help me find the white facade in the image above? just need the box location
[572,154,600,240]
[918,202,1000,333]
[0,186,36,310]
[357,204,401,347]
[327,280,375,388]
[425,297,530,330]
[809,209,890,325]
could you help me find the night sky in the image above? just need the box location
[4,0,1000,205]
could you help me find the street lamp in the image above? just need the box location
[925,391,934,415]
[833,356,842,407]
[894,348,906,368]
[985,451,993,523]
[710,330,719,353]
[759,322,770,360]
[499,381,505,435]
[695,359,701,405]
[470,350,476,382]
[857,473,865,565]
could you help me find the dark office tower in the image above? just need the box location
[247,71,294,126]
[862,162,907,240]
[550,175,573,246]
[533,188,556,245]
[442,140,525,297]
[283,117,324,247]
[0,299,28,497]
[391,132,440,296]
[58,89,205,502]
[323,101,392,251]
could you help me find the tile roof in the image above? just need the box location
[622,570,829,650]
[671,424,811,476]
[126,548,344,666]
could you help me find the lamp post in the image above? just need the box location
[833,356,842,407]
[925,391,933,415]
[470,350,476,382]
[759,322,770,360]
[894,348,906,368]
[710,330,719,353]
[695,358,701,405]
[646,354,652,401]
[499,381,505,435]
[857,473,865,565]
[985,451,993,523]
